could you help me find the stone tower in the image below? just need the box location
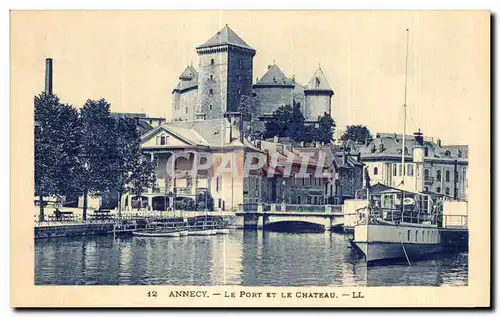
[195,25,256,119]
[303,66,334,122]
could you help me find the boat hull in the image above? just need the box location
[352,240,442,263]
[133,231,182,237]
[188,229,217,236]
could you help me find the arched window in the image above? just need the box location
[436,170,441,181]
[160,134,166,145]
[424,169,429,179]
[373,167,378,175]
[209,104,213,111]
[445,170,450,182]
[436,187,441,193]
[424,147,429,157]
[297,196,301,204]
[424,186,429,192]
[445,187,450,195]
[210,58,214,65]
[444,150,451,157]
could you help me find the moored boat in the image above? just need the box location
[133,229,183,237]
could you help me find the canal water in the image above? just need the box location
[35,230,468,286]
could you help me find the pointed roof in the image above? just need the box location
[179,65,197,80]
[197,25,255,51]
[173,66,198,93]
[305,67,333,93]
[255,64,294,86]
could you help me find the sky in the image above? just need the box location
[11,11,489,145]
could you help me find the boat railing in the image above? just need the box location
[363,207,439,226]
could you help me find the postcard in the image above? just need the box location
[11,10,490,308]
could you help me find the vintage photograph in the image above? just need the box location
[10,10,490,307]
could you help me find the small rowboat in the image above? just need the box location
[188,229,217,236]
[133,230,182,237]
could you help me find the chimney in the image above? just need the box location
[437,138,442,147]
[268,65,272,70]
[45,58,53,95]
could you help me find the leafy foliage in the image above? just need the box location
[263,102,336,143]
[113,118,156,215]
[34,93,80,221]
[340,125,373,144]
[238,95,253,121]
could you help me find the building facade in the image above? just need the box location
[358,131,468,200]
[170,25,334,125]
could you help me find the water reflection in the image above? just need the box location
[35,231,467,286]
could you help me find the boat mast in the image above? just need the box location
[401,29,410,216]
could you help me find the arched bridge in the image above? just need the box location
[235,204,344,232]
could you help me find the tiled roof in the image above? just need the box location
[255,65,294,86]
[305,67,333,92]
[197,25,255,51]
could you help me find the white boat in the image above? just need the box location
[188,229,217,236]
[216,228,230,234]
[350,188,444,264]
[133,230,183,237]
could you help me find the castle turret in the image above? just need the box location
[196,25,256,119]
[303,66,334,122]
[171,65,198,121]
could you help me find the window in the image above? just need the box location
[424,186,429,192]
[373,167,378,175]
[218,199,221,208]
[445,170,450,182]
[436,170,441,181]
[209,89,213,95]
[424,147,429,157]
[416,231,419,242]
[458,150,463,158]
[160,134,166,145]
[408,230,411,242]
[209,105,212,111]
[407,164,414,176]
[216,177,221,192]
[436,187,441,193]
[398,164,402,176]
[393,164,397,176]
[211,59,214,65]
[297,196,301,204]
[210,74,213,81]
[424,169,429,179]
[444,150,451,157]
[445,187,450,195]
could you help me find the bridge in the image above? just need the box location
[235,204,345,231]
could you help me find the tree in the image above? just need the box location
[75,99,118,220]
[34,93,80,221]
[112,117,156,216]
[340,125,373,144]
[314,113,336,144]
[263,103,336,144]
[116,120,157,214]
[238,95,253,121]
[264,101,307,140]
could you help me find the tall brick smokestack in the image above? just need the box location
[45,58,53,95]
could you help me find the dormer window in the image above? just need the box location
[424,147,429,157]
[315,77,320,88]
[444,150,451,157]
[157,133,168,146]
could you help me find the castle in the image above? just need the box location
[171,25,334,129]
